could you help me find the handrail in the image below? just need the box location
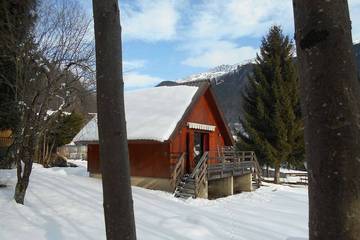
[251,153,263,187]
[170,152,186,190]
[190,151,208,197]
[190,151,208,178]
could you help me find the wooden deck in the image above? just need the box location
[172,148,262,198]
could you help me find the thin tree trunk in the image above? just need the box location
[42,133,47,165]
[274,164,281,184]
[92,1,136,239]
[293,1,360,239]
[14,135,34,204]
[46,140,56,166]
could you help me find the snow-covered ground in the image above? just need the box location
[0,160,308,240]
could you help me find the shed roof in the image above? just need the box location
[73,85,199,143]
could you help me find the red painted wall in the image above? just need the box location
[128,141,170,178]
[87,141,170,177]
[88,144,100,173]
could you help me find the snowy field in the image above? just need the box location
[0,160,308,240]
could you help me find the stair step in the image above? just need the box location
[182,184,196,189]
[176,187,196,194]
[181,176,195,181]
[178,181,195,187]
[174,192,195,199]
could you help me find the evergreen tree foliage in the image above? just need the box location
[50,112,85,148]
[237,26,304,182]
[0,0,37,130]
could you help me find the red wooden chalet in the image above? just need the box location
[73,83,261,198]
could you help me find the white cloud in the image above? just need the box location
[184,0,293,41]
[123,60,146,72]
[182,41,257,68]
[124,72,163,88]
[178,0,293,69]
[122,59,163,88]
[115,0,360,83]
[121,0,179,42]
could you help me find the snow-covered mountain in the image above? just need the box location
[176,63,245,84]
[158,43,360,133]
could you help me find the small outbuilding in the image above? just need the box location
[73,83,261,198]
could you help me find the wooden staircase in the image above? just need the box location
[174,152,208,199]
[174,174,196,198]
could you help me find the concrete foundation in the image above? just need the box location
[89,172,102,178]
[234,173,252,193]
[131,176,173,192]
[89,174,173,193]
[208,176,233,199]
[197,180,208,199]
[90,172,254,199]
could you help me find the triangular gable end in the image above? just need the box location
[168,82,234,146]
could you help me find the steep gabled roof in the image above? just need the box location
[169,82,234,146]
[73,85,199,143]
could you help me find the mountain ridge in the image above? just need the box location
[157,43,360,132]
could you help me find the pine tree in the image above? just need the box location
[0,0,37,130]
[238,26,304,183]
[51,112,85,148]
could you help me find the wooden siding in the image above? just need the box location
[129,141,170,178]
[87,141,171,178]
[88,144,100,173]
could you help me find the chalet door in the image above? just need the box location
[193,132,209,165]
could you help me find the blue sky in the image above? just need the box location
[81,0,360,90]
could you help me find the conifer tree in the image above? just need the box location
[0,0,37,130]
[51,112,85,148]
[238,26,304,183]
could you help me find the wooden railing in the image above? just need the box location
[249,152,262,187]
[214,147,257,163]
[191,151,208,197]
[170,152,186,190]
[208,149,262,186]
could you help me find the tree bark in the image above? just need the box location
[14,160,33,204]
[14,134,34,204]
[92,1,137,239]
[293,1,360,239]
[274,164,281,184]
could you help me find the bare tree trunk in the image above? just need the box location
[274,164,281,184]
[92,1,136,239]
[293,1,360,239]
[14,132,34,204]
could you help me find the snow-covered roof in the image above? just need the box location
[73,85,199,143]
